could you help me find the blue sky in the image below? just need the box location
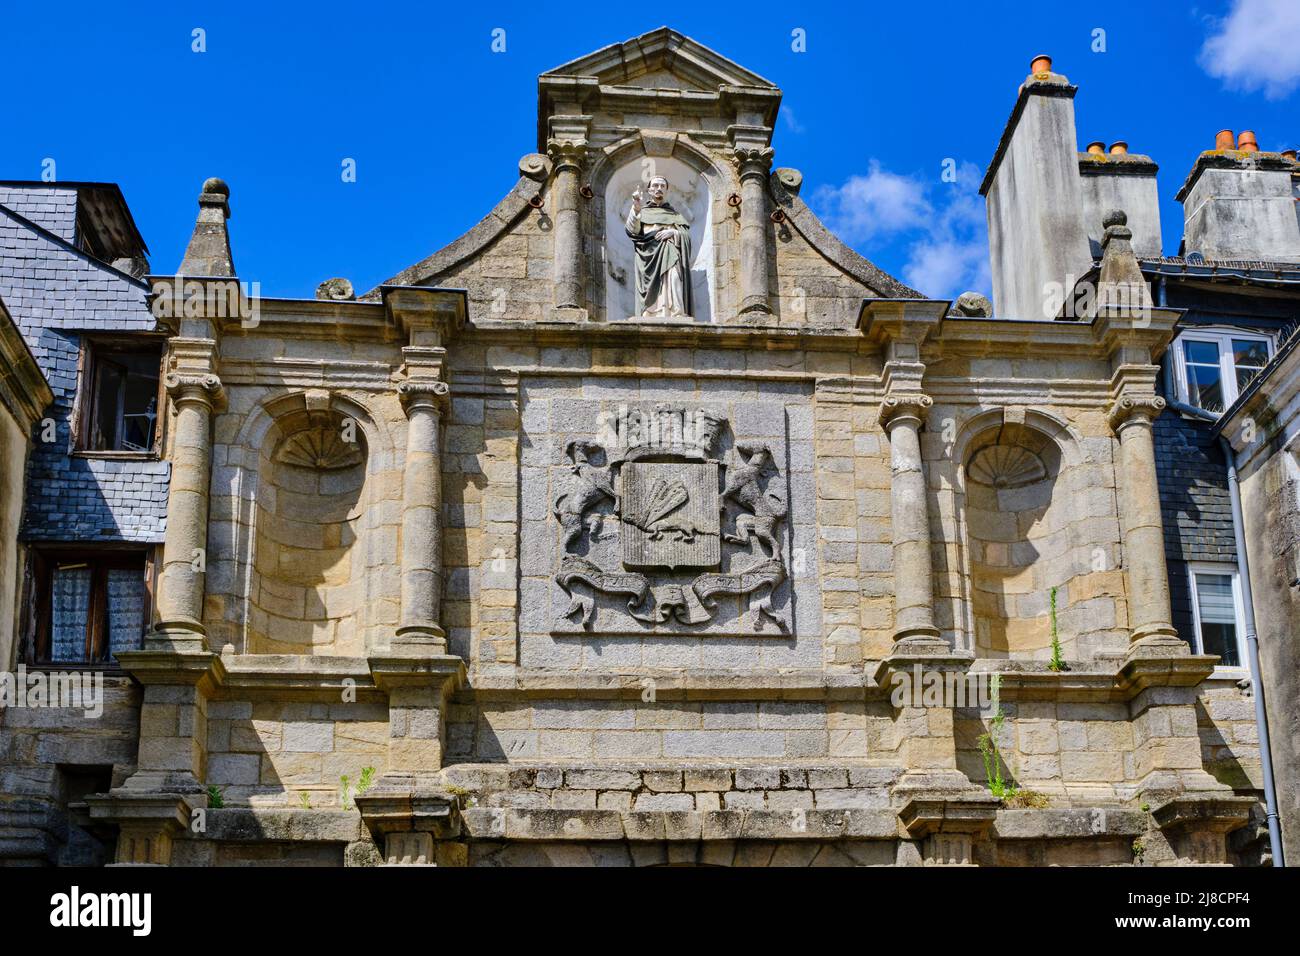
[5,0,1298,299]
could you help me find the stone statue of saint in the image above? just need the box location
[625,176,693,318]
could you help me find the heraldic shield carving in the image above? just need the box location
[551,404,790,634]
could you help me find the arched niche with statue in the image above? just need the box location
[586,137,723,323]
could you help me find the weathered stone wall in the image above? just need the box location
[0,678,140,863]
[203,699,389,808]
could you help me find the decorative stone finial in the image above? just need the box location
[178,176,236,277]
[1102,208,1127,230]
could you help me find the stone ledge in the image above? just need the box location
[217,654,381,701]
[992,807,1147,840]
[440,762,904,793]
[197,808,367,843]
[461,807,899,842]
[463,669,871,700]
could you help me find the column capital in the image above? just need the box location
[164,371,224,409]
[545,139,586,173]
[1107,393,1165,432]
[398,379,450,414]
[879,391,934,430]
[732,146,775,181]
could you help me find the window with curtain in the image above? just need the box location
[34,551,149,664]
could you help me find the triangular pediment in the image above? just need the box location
[541,26,777,92]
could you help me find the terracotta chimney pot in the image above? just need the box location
[1086,141,1106,155]
[1030,54,1052,75]
[1237,130,1258,152]
[1215,129,1235,151]
[1281,148,1298,162]
[1108,141,1129,156]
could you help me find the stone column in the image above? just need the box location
[154,372,222,648]
[547,141,584,311]
[733,147,775,314]
[396,380,449,652]
[881,393,942,649]
[1108,395,1181,650]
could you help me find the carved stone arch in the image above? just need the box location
[950,407,1083,474]
[585,131,730,322]
[947,407,1114,660]
[221,388,391,656]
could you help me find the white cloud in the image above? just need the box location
[1200,0,1300,99]
[902,162,991,299]
[781,107,806,134]
[812,161,932,242]
[811,159,990,299]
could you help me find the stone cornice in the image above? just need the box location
[381,286,468,344]
[857,299,950,349]
[0,304,53,431]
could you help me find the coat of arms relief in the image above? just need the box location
[551,404,790,634]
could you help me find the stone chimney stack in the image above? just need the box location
[1175,132,1300,262]
[980,55,1094,319]
[1078,142,1162,260]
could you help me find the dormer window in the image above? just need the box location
[75,338,164,455]
[1172,328,1272,415]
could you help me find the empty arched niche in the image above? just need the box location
[962,422,1069,659]
[602,154,715,323]
[248,403,369,655]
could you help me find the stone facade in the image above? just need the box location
[1220,334,1300,865]
[0,30,1277,867]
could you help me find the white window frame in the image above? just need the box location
[1171,327,1274,414]
[1186,561,1248,675]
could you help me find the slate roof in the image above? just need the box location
[0,195,168,543]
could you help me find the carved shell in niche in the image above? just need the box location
[967,444,1047,489]
[275,426,363,471]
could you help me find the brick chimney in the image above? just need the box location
[980,56,1094,318]
[1175,132,1300,262]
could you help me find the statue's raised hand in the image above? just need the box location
[631,189,642,213]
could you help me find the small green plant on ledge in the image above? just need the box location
[977,675,1018,800]
[356,767,376,798]
[205,785,225,809]
[297,791,313,810]
[1047,586,1068,672]
[1132,838,1147,864]
[340,775,352,810]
